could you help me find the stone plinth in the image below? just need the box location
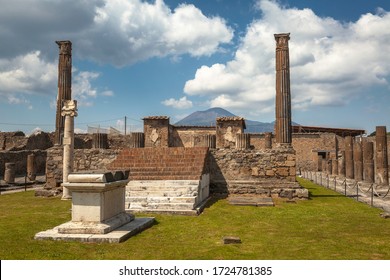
[4,162,15,184]
[35,171,154,242]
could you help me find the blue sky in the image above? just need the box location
[0,0,389,134]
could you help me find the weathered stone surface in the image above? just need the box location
[345,136,354,179]
[143,116,170,148]
[216,117,246,149]
[353,141,363,181]
[4,162,16,183]
[376,126,389,185]
[363,141,374,183]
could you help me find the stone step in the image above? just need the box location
[127,181,200,189]
[128,191,197,197]
[127,196,197,204]
[128,202,197,211]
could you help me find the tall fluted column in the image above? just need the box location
[274,33,292,146]
[345,136,354,179]
[55,40,72,145]
[61,100,77,200]
[363,141,374,183]
[376,126,389,185]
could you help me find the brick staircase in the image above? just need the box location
[109,147,210,215]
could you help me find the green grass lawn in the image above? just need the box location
[1,177,390,260]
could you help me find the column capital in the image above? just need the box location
[56,40,72,55]
[274,33,290,48]
[61,100,78,117]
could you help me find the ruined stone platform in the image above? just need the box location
[35,217,154,243]
[228,196,274,207]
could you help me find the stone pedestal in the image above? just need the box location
[27,154,36,181]
[363,141,375,183]
[345,136,354,179]
[264,132,272,149]
[236,133,251,150]
[376,126,389,185]
[130,132,144,148]
[34,171,154,243]
[4,162,16,184]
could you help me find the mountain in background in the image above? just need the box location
[174,107,277,133]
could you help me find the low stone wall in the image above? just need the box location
[44,147,120,190]
[208,147,304,198]
[0,150,47,176]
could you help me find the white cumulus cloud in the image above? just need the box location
[162,96,193,109]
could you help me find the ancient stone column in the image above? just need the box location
[363,141,374,183]
[264,132,272,149]
[322,158,327,173]
[27,154,36,181]
[317,154,323,171]
[54,40,72,145]
[130,132,145,148]
[332,158,338,175]
[326,159,332,175]
[61,100,78,200]
[92,133,109,149]
[274,33,292,146]
[339,151,346,177]
[375,126,389,185]
[200,134,216,148]
[4,162,16,184]
[345,136,354,179]
[353,141,363,181]
[235,133,251,150]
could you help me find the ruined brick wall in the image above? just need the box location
[45,147,120,188]
[209,148,296,194]
[216,118,245,149]
[170,126,215,147]
[0,150,47,176]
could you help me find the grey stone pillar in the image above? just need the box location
[332,158,338,175]
[27,154,36,181]
[345,136,354,179]
[317,154,323,171]
[363,141,374,183]
[55,40,72,145]
[130,132,145,148]
[274,33,292,146]
[327,159,332,175]
[339,151,346,177]
[322,158,327,173]
[61,100,78,200]
[264,132,272,149]
[4,162,16,184]
[92,133,109,149]
[376,126,389,185]
[200,134,216,149]
[353,141,363,181]
[236,133,251,150]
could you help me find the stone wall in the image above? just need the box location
[143,117,170,147]
[208,147,298,195]
[170,126,215,147]
[0,150,47,176]
[45,146,120,189]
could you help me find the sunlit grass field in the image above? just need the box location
[1,177,390,260]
